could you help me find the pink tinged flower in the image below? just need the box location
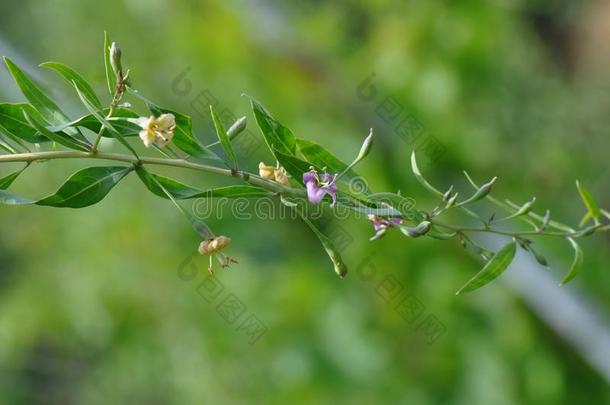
[303,170,337,206]
[367,214,403,240]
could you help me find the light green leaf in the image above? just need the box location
[135,167,270,199]
[104,31,116,96]
[456,241,516,294]
[23,108,90,151]
[36,166,132,208]
[250,97,296,156]
[560,238,584,285]
[40,61,102,109]
[0,165,27,189]
[576,180,601,222]
[411,152,443,197]
[210,105,237,168]
[296,209,348,278]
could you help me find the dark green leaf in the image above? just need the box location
[576,180,601,222]
[560,238,583,285]
[210,105,238,168]
[23,108,90,151]
[250,97,296,156]
[40,62,102,109]
[136,167,270,199]
[456,241,516,295]
[104,31,116,96]
[36,166,132,208]
[48,109,140,137]
[296,138,357,182]
[0,103,46,143]
[273,148,316,184]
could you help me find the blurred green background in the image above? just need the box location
[1,0,609,403]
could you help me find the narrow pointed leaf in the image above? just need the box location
[411,152,443,197]
[576,180,601,222]
[296,138,357,182]
[135,167,270,199]
[250,97,296,156]
[40,61,102,109]
[23,109,90,151]
[560,238,584,285]
[273,147,316,184]
[0,103,46,143]
[104,31,116,96]
[36,166,132,208]
[456,241,516,294]
[296,209,348,278]
[0,165,27,189]
[210,105,237,168]
[73,85,137,156]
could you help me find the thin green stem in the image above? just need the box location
[0,150,305,197]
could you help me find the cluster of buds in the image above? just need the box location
[258,162,290,186]
[136,113,176,148]
[198,235,238,273]
[303,167,337,206]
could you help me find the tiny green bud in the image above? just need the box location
[442,185,454,202]
[110,42,122,75]
[227,116,247,140]
[469,176,497,203]
[446,192,459,208]
[356,129,374,162]
[514,197,536,217]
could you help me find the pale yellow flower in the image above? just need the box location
[274,166,290,186]
[258,162,276,180]
[136,113,176,148]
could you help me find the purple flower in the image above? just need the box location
[303,169,337,206]
[367,215,403,240]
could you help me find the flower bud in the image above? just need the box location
[469,177,497,202]
[402,221,431,238]
[110,42,123,75]
[227,116,247,140]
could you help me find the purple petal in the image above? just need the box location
[303,172,317,184]
[306,182,326,204]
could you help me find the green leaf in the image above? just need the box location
[72,85,137,157]
[104,31,117,96]
[40,61,102,109]
[0,103,46,143]
[411,152,443,197]
[3,57,70,127]
[296,138,357,182]
[296,210,348,278]
[147,104,220,161]
[0,165,27,189]
[560,238,584,285]
[0,189,35,205]
[49,109,140,137]
[456,241,517,295]
[210,105,237,168]
[23,108,90,151]
[0,137,19,154]
[250,97,296,156]
[273,147,316,184]
[136,167,270,199]
[576,180,601,222]
[36,166,132,208]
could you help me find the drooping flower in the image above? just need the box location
[136,113,176,148]
[367,214,403,240]
[259,161,291,186]
[303,168,337,206]
[198,235,238,273]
